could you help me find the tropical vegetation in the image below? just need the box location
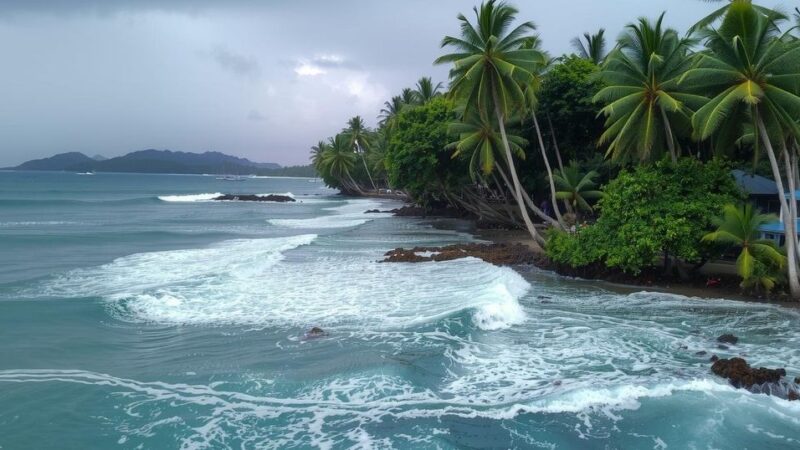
[310,0,800,298]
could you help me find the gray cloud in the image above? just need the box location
[211,47,261,80]
[0,0,789,167]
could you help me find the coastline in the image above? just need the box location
[405,210,800,309]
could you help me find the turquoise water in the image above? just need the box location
[1,171,799,449]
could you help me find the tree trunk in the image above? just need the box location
[758,116,800,299]
[494,102,544,245]
[532,113,566,227]
[660,107,678,164]
[495,162,560,228]
[782,143,800,265]
[356,143,377,192]
[546,113,565,172]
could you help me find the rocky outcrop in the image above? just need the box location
[711,357,798,400]
[304,327,327,339]
[382,242,540,266]
[717,334,739,345]
[214,194,295,202]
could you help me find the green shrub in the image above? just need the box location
[546,158,744,274]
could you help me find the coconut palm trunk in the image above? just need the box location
[546,113,565,172]
[494,162,560,228]
[758,117,800,297]
[660,107,678,164]
[493,100,542,245]
[532,113,566,227]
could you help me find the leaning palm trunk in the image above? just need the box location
[493,102,543,245]
[660,107,678,164]
[532,114,566,227]
[546,113,565,173]
[356,144,377,191]
[758,117,800,298]
[345,172,365,196]
[783,143,800,265]
[494,160,560,228]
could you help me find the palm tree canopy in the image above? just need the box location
[594,13,706,163]
[320,134,357,178]
[413,77,444,103]
[703,203,785,279]
[343,116,372,152]
[552,162,603,212]
[689,0,786,34]
[683,0,800,148]
[447,110,527,177]
[434,0,548,118]
[571,29,608,64]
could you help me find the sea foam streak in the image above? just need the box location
[158,193,222,202]
[268,199,391,229]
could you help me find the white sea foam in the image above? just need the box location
[158,193,222,202]
[268,199,392,229]
[0,221,79,227]
[31,235,528,330]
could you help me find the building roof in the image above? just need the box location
[731,170,779,196]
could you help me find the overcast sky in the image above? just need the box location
[0,0,789,167]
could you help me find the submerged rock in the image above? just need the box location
[304,327,327,339]
[711,357,798,400]
[382,242,540,266]
[214,194,295,203]
[695,351,707,356]
[717,334,739,345]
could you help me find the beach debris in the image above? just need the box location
[304,327,327,339]
[711,357,798,400]
[213,194,295,202]
[382,242,539,266]
[717,334,739,345]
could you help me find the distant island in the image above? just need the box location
[5,149,316,177]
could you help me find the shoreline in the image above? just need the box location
[400,210,800,309]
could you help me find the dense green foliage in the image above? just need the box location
[547,159,744,273]
[537,55,604,162]
[384,97,466,203]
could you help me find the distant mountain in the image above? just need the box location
[92,154,107,161]
[7,149,286,175]
[13,152,97,171]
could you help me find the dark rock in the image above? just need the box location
[364,209,381,213]
[381,242,540,266]
[695,351,707,356]
[710,355,719,362]
[540,300,553,304]
[796,377,800,384]
[718,344,729,350]
[538,296,552,300]
[553,380,562,386]
[717,334,739,345]
[789,390,799,401]
[214,194,295,203]
[304,327,326,339]
[711,357,786,390]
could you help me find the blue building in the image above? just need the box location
[731,170,799,246]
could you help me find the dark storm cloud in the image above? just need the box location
[0,0,790,167]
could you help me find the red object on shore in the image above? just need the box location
[706,278,721,287]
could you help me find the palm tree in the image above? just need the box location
[321,134,362,194]
[310,140,327,169]
[703,203,785,292]
[413,77,444,104]
[400,88,418,106]
[690,0,785,33]
[571,29,608,64]
[684,0,800,297]
[594,13,705,164]
[379,96,406,128]
[435,0,547,244]
[343,116,377,191]
[552,162,603,221]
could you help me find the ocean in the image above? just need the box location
[0,171,798,449]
